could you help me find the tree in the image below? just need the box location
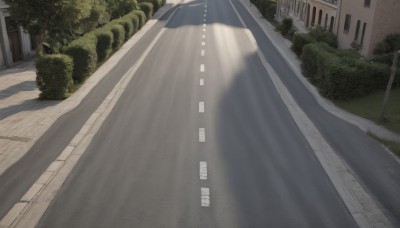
[4,0,109,54]
[105,0,139,19]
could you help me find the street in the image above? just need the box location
[1,0,400,227]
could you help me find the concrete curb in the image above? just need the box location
[229,0,393,227]
[0,1,179,176]
[0,2,180,228]
[238,0,400,143]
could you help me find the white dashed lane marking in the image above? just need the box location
[199,102,204,113]
[200,64,205,72]
[202,41,206,46]
[203,24,206,27]
[203,28,206,32]
[199,128,205,142]
[202,35,206,39]
[201,49,205,56]
[200,161,207,180]
[201,188,210,207]
[200,78,204,86]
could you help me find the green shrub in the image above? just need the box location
[291,33,315,56]
[133,10,146,28]
[92,29,114,62]
[279,18,293,36]
[335,48,362,67]
[139,2,153,20]
[127,13,140,34]
[146,0,162,12]
[323,64,356,99]
[309,26,337,48]
[301,43,320,82]
[115,17,134,41]
[106,0,140,19]
[64,34,98,82]
[107,23,125,51]
[36,54,74,100]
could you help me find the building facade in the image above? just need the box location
[305,0,339,33]
[337,0,400,58]
[0,0,35,68]
[276,0,308,31]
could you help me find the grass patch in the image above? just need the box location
[368,132,400,157]
[335,88,400,134]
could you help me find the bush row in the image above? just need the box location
[291,26,337,56]
[301,43,400,100]
[36,4,160,99]
[250,0,276,21]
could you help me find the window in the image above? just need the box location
[318,10,322,25]
[324,14,328,29]
[360,23,367,45]
[364,0,371,7]
[344,14,351,32]
[354,20,361,41]
[329,16,334,32]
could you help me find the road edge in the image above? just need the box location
[0,5,180,228]
[228,0,393,227]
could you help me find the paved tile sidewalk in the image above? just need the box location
[0,0,179,176]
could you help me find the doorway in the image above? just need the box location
[5,17,22,63]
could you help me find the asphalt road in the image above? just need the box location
[1,0,399,227]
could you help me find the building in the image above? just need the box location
[305,0,339,33]
[337,0,400,58]
[276,0,308,32]
[0,0,35,68]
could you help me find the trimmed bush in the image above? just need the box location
[64,34,98,82]
[107,0,140,19]
[36,54,74,100]
[279,18,293,36]
[291,33,315,56]
[92,29,114,62]
[133,10,146,28]
[127,13,140,34]
[146,0,162,12]
[115,17,134,41]
[107,23,125,51]
[301,43,320,81]
[309,26,337,48]
[323,64,356,99]
[139,2,154,20]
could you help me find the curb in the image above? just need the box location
[238,0,400,143]
[0,1,180,177]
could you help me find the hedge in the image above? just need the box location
[146,0,162,12]
[126,13,140,34]
[291,33,315,56]
[139,2,154,20]
[92,29,114,63]
[107,23,125,51]
[309,26,337,48]
[64,34,98,82]
[133,10,146,28]
[114,17,134,41]
[36,54,74,100]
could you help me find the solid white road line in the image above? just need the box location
[228,0,392,226]
[199,102,205,113]
[200,161,207,180]
[201,188,210,207]
[201,49,205,56]
[200,64,205,72]
[200,78,204,86]
[199,128,205,142]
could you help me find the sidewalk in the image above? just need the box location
[239,0,400,142]
[0,0,179,176]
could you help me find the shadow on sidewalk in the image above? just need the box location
[0,81,37,100]
[0,99,60,121]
